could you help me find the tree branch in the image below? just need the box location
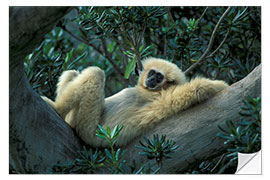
[124,64,261,173]
[165,7,181,39]
[134,24,145,72]
[184,7,232,75]
[197,7,209,25]
[206,28,231,59]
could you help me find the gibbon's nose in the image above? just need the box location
[146,78,157,89]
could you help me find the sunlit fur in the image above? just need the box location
[42,57,228,147]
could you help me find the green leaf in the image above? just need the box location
[135,165,145,174]
[139,45,144,53]
[251,133,259,144]
[105,148,112,160]
[106,126,111,137]
[123,50,135,58]
[236,126,242,137]
[232,7,248,24]
[108,42,116,53]
[67,51,88,70]
[135,145,152,152]
[115,148,121,161]
[65,48,74,63]
[111,125,119,138]
[124,58,136,79]
[170,145,179,151]
[53,59,63,67]
[96,11,106,23]
[112,125,123,138]
[96,133,107,140]
[218,124,229,134]
[147,138,154,146]
[97,124,108,137]
[140,45,154,56]
[217,133,234,141]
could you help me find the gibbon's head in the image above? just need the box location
[138,57,186,91]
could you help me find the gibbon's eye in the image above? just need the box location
[147,69,155,78]
[156,72,164,83]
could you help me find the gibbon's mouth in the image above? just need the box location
[144,82,159,91]
[145,81,156,90]
[145,79,157,88]
[147,86,157,90]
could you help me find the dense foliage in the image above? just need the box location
[24,6,261,174]
[25,6,261,99]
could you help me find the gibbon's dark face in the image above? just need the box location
[145,69,164,90]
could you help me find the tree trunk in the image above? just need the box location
[124,64,261,173]
[9,7,85,174]
[9,6,261,174]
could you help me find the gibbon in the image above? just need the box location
[42,57,228,147]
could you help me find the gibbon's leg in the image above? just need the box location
[72,67,106,147]
[136,77,228,128]
[54,66,105,121]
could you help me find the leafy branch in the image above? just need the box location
[184,6,232,75]
[206,28,231,59]
[218,96,261,153]
[136,134,179,169]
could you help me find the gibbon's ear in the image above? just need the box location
[135,63,143,76]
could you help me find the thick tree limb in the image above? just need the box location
[9,7,85,173]
[124,64,261,173]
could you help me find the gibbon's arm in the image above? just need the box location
[136,77,228,128]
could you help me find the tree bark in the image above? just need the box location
[9,7,85,174]
[9,6,261,174]
[124,64,261,173]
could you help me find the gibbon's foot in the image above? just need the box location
[191,78,228,103]
[80,66,105,85]
[62,69,79,81]
[56,70,79,97]
[41,96,56,109]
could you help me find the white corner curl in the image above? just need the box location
[236,151,261,174]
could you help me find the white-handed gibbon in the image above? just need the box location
[42,57,228,147]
